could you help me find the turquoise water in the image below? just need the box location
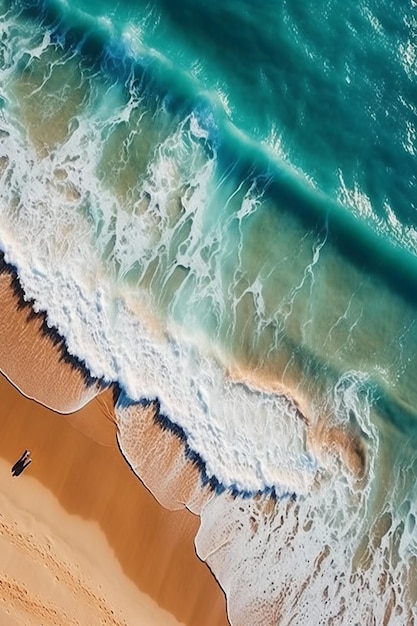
[0,0,417,623]
[32,0,417,243]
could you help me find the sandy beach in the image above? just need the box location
[0,266,229,625]
[0,373,229,625]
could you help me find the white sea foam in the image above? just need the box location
[0,11,318,495]
[196,472,417,625]
[193,373,417,625]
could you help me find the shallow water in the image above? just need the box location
[0,0,416,623]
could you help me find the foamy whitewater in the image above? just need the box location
[1,0,417,623]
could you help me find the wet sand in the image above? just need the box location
[0,269,103,414]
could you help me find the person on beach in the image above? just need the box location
[11,449,32,477]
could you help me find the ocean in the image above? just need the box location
[0,0,416,623]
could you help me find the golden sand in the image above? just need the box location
[0,374,229,625]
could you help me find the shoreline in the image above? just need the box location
[0,251,366,493]
[0,253,229,625]
[0,245,369,625]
